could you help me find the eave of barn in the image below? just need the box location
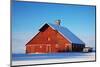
[25,31,39,46]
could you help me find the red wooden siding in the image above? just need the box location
[26,24,72,53]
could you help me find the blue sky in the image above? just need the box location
[12,1,96,53]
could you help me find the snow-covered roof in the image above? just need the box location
[40,23,85,45]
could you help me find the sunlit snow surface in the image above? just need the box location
[12,52,95,66]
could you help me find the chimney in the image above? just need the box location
[55,19,61,25]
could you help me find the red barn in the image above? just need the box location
[26,20,85,54]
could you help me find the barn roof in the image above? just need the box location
[39,23,85,45]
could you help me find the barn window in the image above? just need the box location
[48,37,51,41]
[40,46,42,48]
[56,44,59,48]
[65,45,67,48]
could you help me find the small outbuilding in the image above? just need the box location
[26,20,85,54]
[83,47,93,52]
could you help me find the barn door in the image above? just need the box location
[46,45,52,53]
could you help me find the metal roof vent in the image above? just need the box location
[55,19,61,25]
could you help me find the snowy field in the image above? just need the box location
[12,52,96,66]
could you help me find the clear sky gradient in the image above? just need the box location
[12,1,96,53]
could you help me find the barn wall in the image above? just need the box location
[26,25,72,53]
[56,31,72,51]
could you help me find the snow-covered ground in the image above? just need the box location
[12,52,95,66]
